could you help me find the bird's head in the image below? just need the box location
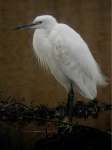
[15,15,57,31]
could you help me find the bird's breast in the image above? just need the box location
[33,30,51,53]
[33,29,53,69]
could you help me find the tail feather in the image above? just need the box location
[95,64,108,87]
[73,66,107,100]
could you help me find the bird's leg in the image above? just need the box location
[67,83,75,123]
[58,84,76,134]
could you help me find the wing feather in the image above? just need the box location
[51,24,107,99]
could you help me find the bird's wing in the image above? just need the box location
[51,24,107,99]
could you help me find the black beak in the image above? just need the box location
[15,23,36,30]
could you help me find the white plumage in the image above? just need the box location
[30,15,107,100]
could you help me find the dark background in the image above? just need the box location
[0,0,111,130]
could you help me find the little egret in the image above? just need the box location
[16,15,107,121]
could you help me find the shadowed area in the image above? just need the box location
[0,123,111,150]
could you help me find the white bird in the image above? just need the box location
[16,15,107,119]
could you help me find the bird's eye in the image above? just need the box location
[37,21,42,24]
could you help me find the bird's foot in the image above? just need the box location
[58,123,73,135]
[57,118,79,135]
